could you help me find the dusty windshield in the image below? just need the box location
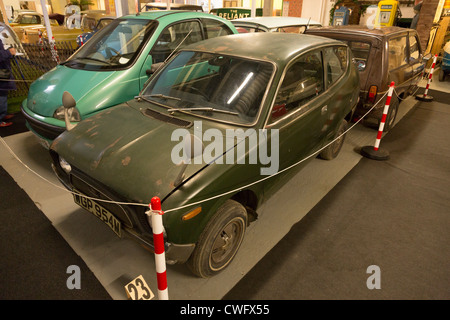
[64,19,156,70]
[142,51,273,125]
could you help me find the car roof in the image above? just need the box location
[183,33,342,66]
[121,10,226,21]
[306,25,412,38]
[232,16,322,28]
[141,2,203,11]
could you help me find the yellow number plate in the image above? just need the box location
[73,191,121,237]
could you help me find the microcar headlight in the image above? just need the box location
[53,105,81,121]
[59,156,72,174]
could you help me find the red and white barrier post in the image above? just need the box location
[148,197,169,300]
[361,81,395,161]
[416,54,438,102]
[50,36,60,64]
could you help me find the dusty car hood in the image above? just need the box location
[51,102,212,203]
[27,65,115,117]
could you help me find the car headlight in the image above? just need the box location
[59,156,72,174]
[53,105,81,121]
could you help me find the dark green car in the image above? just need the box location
[50,33,359,277]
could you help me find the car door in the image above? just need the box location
[142,20,204,89]
[387,33,413,94]
[322,45,351,142]
[407,31,425,87]
[265,48,330,174]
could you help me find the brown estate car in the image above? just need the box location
[306,26,429,131]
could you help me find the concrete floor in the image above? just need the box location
[1,75,448,300]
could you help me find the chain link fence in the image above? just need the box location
[7,41,77,110]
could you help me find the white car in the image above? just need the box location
[232,16,321,33]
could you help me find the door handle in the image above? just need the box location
[321,105,328,115]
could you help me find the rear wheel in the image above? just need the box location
[187,200,247,278]
[319,119,348,160]
[383,96,399,132]
[439,69,445,82]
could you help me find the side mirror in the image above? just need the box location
[422,53,432,62]
[146,62,164,76]
[174,134,204,187]
[62,91,77,131]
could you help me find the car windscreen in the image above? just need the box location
[63,19,156,71]
[141,51,273,125]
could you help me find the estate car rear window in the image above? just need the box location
[141,50,273,125]
[63,19,156,71]
[347,41,370,71]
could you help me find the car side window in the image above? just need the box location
[324,46,348,87]
[151,21,203,63]
[269,50,324,123]
[22,15,36,24]
[409,35,420,61]
[388,36,408,70]
[277,26,307,33]
[201,19,234,39]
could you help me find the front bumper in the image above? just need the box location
[49,150,195,264]
[21,104,65,143]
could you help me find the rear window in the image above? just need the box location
[345,41,371,71]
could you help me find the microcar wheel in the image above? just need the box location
[319,119,347,160]
[187,200,247,278]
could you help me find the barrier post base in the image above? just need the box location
[360,146,390,161]
[415,94,434,102]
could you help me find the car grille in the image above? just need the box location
[71,174,135,228]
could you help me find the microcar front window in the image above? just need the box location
[141,51,273,125]
[64,19,156,71]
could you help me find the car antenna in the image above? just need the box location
[163,29,193,64]
[306,17,311,29]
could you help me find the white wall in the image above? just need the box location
[301,0,334,26]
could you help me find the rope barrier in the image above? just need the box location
[0,90,389,213]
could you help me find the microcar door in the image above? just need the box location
[142,20,203,89]
[266,49,329,172]
[322,45,352,142]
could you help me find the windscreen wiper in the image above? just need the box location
[167,107,239,116]
[146,94,181,101]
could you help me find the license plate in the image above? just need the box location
[73,191,121,237]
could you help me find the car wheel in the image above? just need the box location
[383,96,399,132]
[187,199,247,278]
[439,69,445,82]
[319,119,348,160]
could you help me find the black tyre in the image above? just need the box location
[439,69,445,82]
[319,119,348,160]
[383,96,399,132]
[187,200,247,278]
